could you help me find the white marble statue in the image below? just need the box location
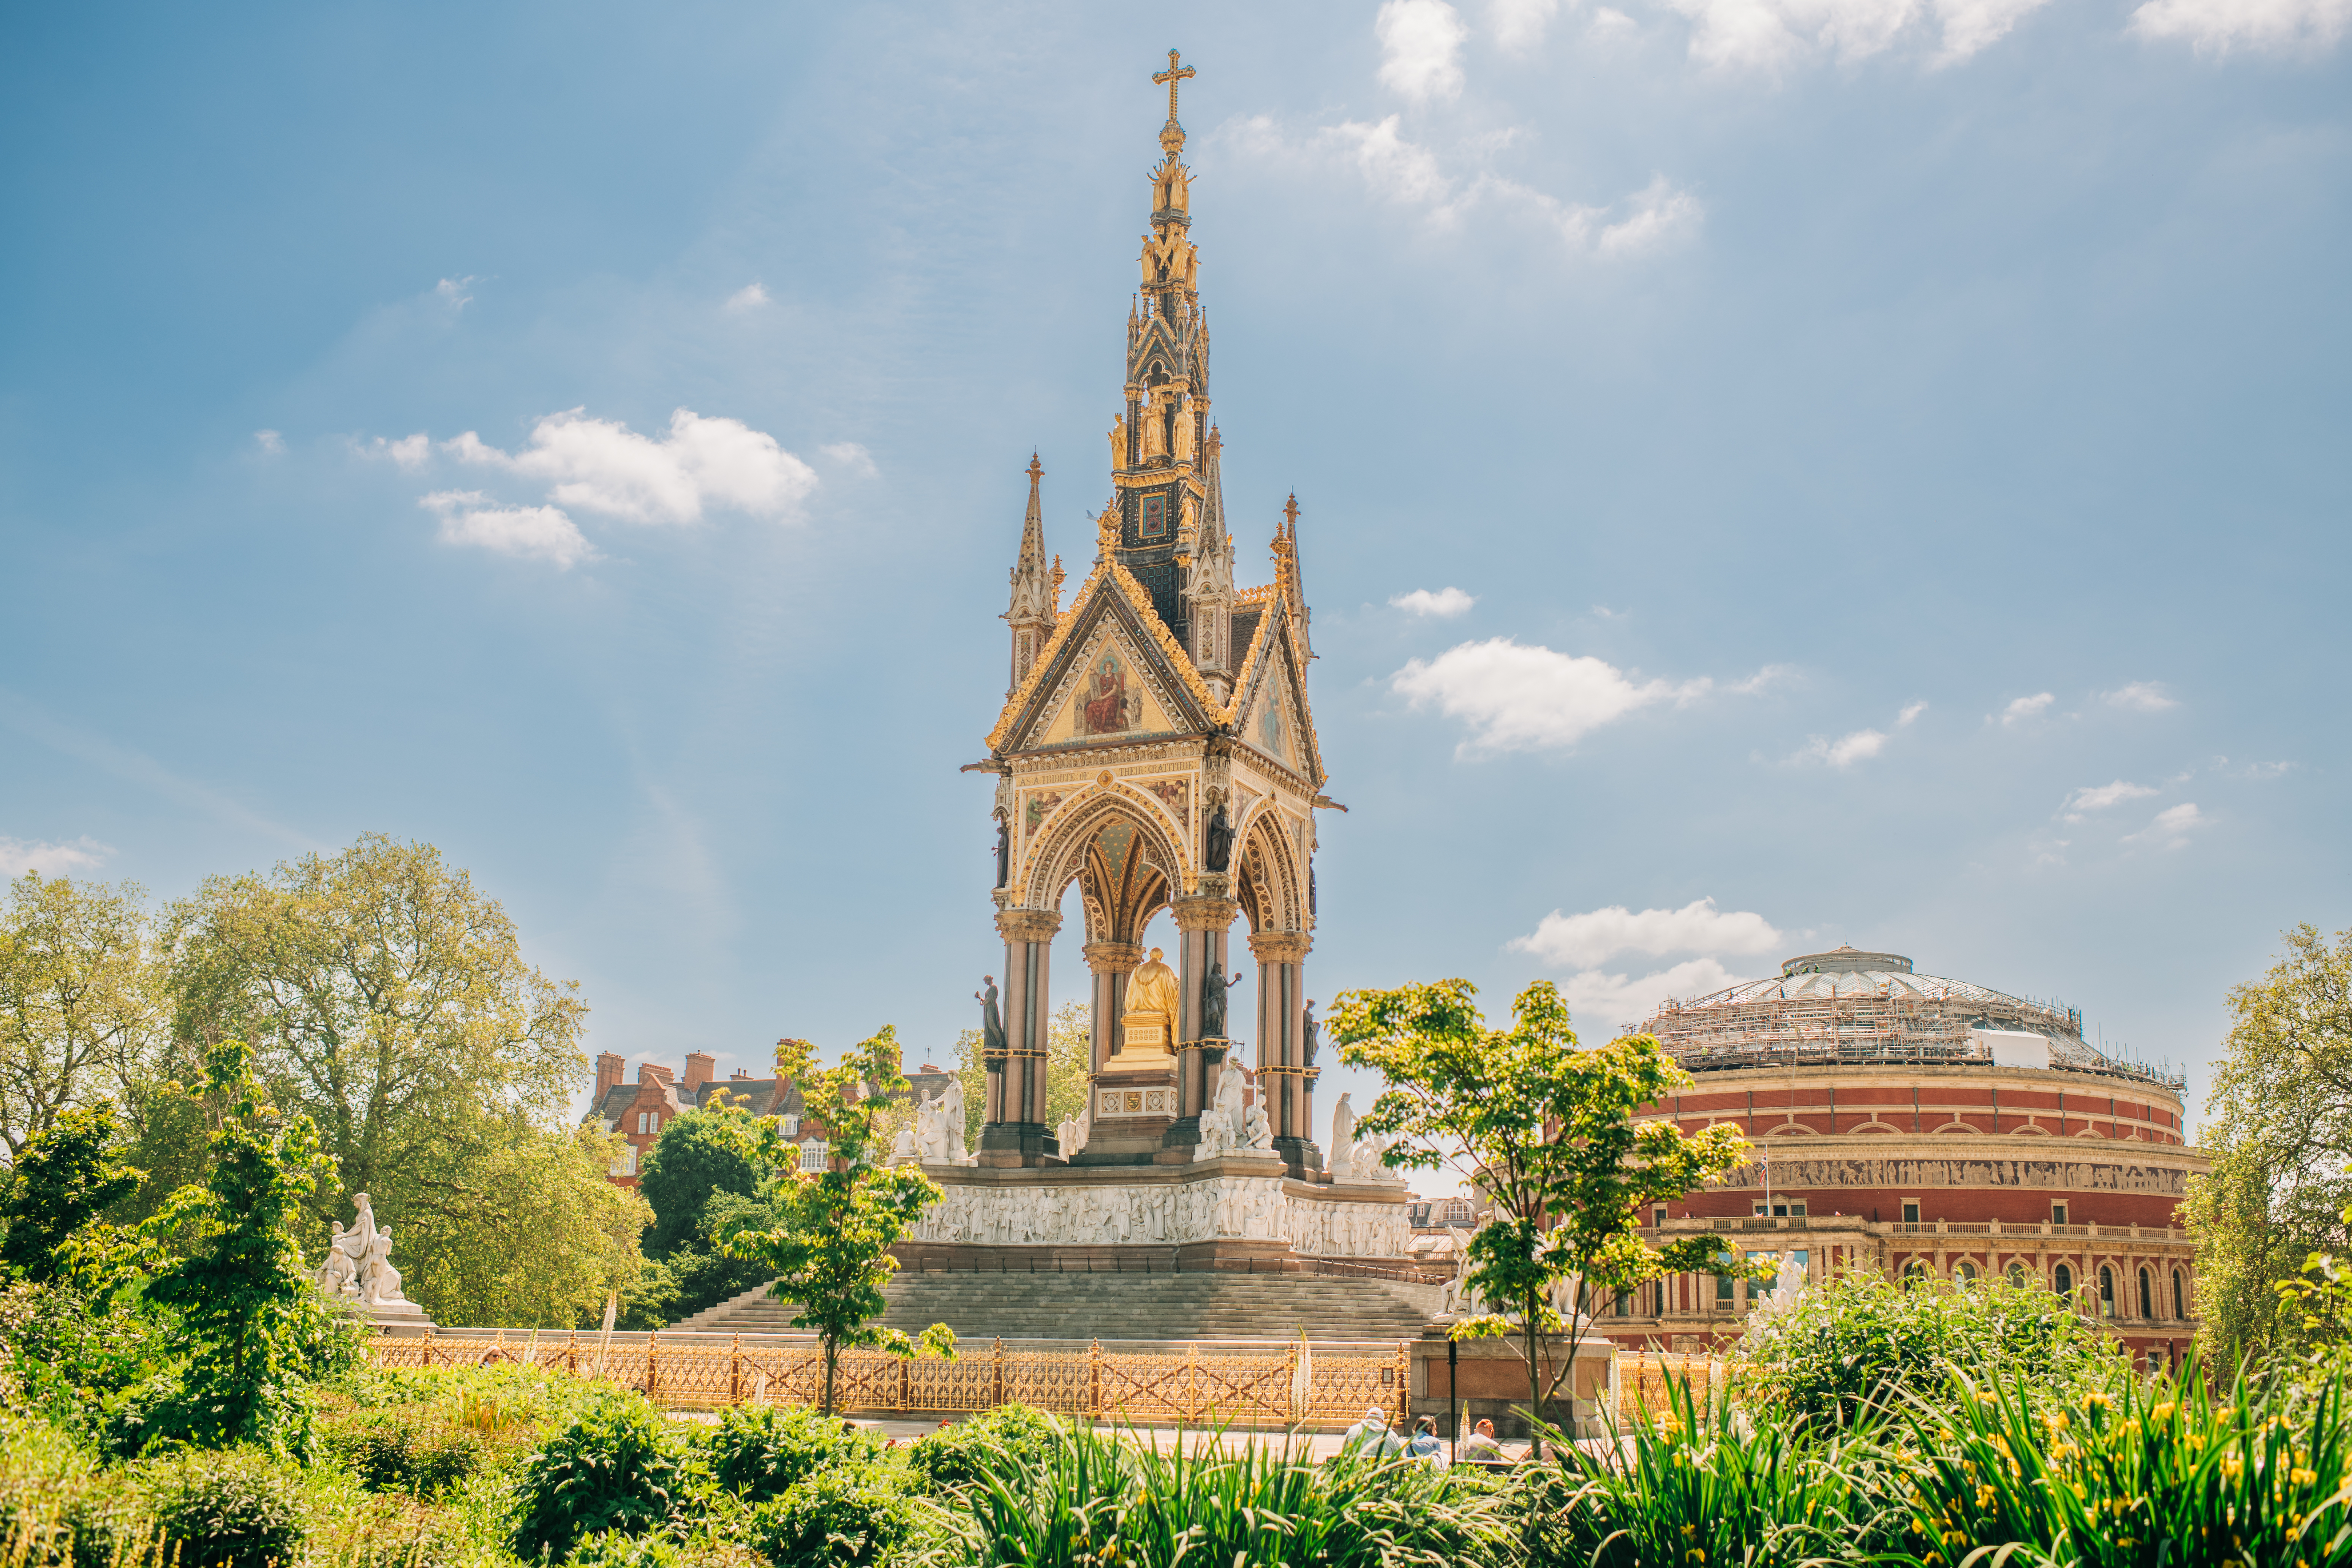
[891,1119,918,1164]
[1770,1252,1807,1307]
[1211,1056,1249,1142]
[939,1078,971,1164]
[1329,1093,1356,1176]
[1240,1100,1274,1152]
[313,1192,414,1310]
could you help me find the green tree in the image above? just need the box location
[0,1102,144,1287]
[392,1120,651,1329]
[718,1027,955,1414]
[0,873,164,1159]
[1331,977,1754,1455]
[139,1039,334,1456]
[639,1094,770,1258]
[949,999,1091,1149]
[160,834,608,1325]
[2184,923,2352,1370]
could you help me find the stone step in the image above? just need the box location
[675,1269,1441,1342]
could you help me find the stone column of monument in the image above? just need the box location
[1249,929,1317,1175]
[1164,890,1237,1154]
[983,907,1062,1166]
[1082,940,1141,1075]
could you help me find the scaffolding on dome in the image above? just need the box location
[1639,972,2184,1091]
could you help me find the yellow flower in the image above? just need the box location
[2085,1391,2112,1411]
[2221,1452,2245,1480]
[1978,1391,1998,1407]
[2047,1412,2071,1433]
[1686,1551,1706,1565]
[1976,1484,1998,1508]
[2292,1468,2319,1486]
[2154,1402,2176,1423]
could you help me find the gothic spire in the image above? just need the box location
[1005,454,1056,695]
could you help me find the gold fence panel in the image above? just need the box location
[370,1332,1412,1430]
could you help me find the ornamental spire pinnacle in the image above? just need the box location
[1004,454,1056,695]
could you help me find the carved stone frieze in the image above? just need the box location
[1719,1156,2191,1196]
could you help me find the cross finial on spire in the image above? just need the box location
[1027,453,1043,485]
[1152,49,1195,126]
[1283,492,1301,533]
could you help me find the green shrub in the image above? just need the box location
[905,1402,1065,1493]
[135,1446,307,1568]
[509,1396,693,1562]
[0,1415,147,1568]
[0,1282,171,1442]
[323,1410,487,1496]
[748,1470,919,1568]
[1733,1270,2124,1429]
[703,1404,879,1502]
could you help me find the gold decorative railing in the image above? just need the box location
[373,1331,1411,1431]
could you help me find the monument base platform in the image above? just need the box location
[889,1151,1415,1269]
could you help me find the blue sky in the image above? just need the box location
[3,0,2346,1161]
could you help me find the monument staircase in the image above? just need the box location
[672,1267,1443,1344]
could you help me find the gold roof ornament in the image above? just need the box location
[1152,48,1195,152]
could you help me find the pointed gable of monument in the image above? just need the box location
[1231,602,1322,785]
[990,562,1218,755]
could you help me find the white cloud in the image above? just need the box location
[725,282,770,311]
[359,433,432,471]
[0,836,111,878]
[1898,700,1927,726]
[421,491,596,569]
[1223,115,1701,259]
[1378,0,1471,100]
[2124,801,2205,849]
[1559,957,1745,1032]
[1390,586,1476,617]
[2066,779,2158,813]
[1511,896,1785,968]
[436,276,477,309]
[1726,664,1796,694]
[1321,117,1457,209]
[2101,680,2179,713]
[1491,0,1565,48]
[1796,727,1887,767]
[2000,692,2055,726]
[1658,0,2047,69]
[2130,0,2349,50]
[819,441,878,477]
[254,429,285,455]
[1596,175,1706,256]
[1391,637,1718,754]
[445,407,817,526]
[1932,0,2057,59]
[1591,5,1641,33]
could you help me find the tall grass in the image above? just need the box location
[1887,1369,2352,1568]
[961,1421,1515,1567]
[1527,1372,1904,1568]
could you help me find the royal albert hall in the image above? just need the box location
[1620,946,2207,1371]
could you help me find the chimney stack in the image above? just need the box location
[683,1051,715,1094]
[595,1052,626,1103]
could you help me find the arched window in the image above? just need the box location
[1954,1259,1979,1285]
[2006,1262,2030,1288]
[2053,1262,2074,1298]
[2099,1265,2116,1317]
[2173,1270,2186,1320]
[2139,1268,2153,1320]
[1902,1259,1928,1289]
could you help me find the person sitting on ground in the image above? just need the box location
[1403,1414,1446,1467]
[1459,1417,1507,1463]
[1340,1404,1403,1458]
